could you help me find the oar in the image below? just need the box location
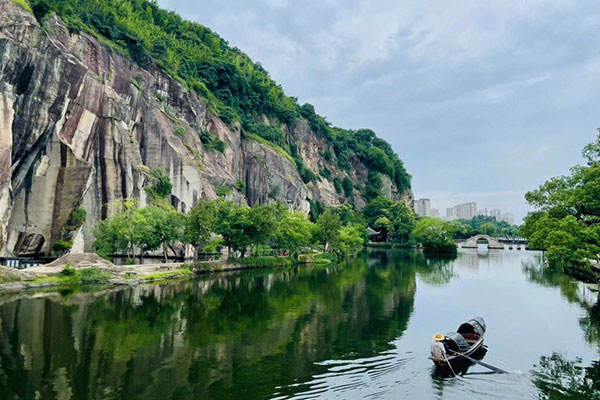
[448,350,508,374]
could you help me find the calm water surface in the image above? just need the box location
[1,248,599,399]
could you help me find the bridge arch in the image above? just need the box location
[461,234,504,249]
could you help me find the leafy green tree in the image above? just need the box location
[480,222,497,236]
[448,221,470,237]
[333,224,365,255]
[367,147,393,176]
[522,131,600,279]
[139,206,185,262]
[362,196,415,242]
[411,218,457,253]
[332,204,365,226]
[92,199,148,261]
[185,200,219,258]
[275,211,317,260]
[373,216,394,241]
[452,215,517,238]
[316,208,341,251]
[92,216,127,259]
[247,202,284,253]
[214,200,253,257]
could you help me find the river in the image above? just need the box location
[0,248,599,399]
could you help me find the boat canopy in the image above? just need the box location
[457,317,486,336]
[444,332,470,353]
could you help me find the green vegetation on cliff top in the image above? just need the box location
[23,0,410,194]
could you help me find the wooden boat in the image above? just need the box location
[430,317,486,368]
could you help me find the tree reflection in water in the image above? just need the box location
[532,353,600,400]
[0,250,459,400]
[524,259,600,399]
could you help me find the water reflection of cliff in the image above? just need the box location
[0,250,442,400]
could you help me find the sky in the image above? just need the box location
[158,0,600,223]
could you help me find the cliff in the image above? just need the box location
[0,0,412,256]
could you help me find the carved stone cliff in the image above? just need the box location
[0,0,412,256]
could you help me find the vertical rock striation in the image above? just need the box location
[0,0,412,256]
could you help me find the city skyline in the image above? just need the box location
[415,198,515,225]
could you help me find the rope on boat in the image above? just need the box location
[443,351,459,378]
[448,349,507,374]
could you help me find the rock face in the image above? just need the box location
[0,0,412,256]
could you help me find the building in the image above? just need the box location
[452,202,478,220]
[500,213,514,225]
[477,208,488,217]
[430,208,440,218]
[415,198,431,217]
[489,209,501,221]
[446,207,455,221]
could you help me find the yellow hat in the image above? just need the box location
[433,333,445,341]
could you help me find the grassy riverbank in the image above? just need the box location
[0,253,339,294]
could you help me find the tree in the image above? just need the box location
[480,222,497,236]
[139,206,185,262]
[317,208,341,251]
[92,215,128,259]
[214,200,253,257]
[275,211,317,260]
[247,202,284,253]
[411,218,457,253]
[522,131,600,280]
[448,221,470,238]
[334,224,365,255]
[185,200,219,258]
[92,199,150,261]
[373,216,393,242]
[367,147,393,176]
[362,196,415,242]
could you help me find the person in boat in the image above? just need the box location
[431,333,448,360]
[430,317,486,366]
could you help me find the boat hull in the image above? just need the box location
[431,338,485,368]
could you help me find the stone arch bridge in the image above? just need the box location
[461,234,504,249]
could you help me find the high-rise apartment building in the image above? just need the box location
[431,208,440,218]
[415,198,431,217]
[500,213,514,225]
[453,202,478,219]
[490,209,501,220]
[446,207,455,220]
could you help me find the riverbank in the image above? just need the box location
[0,252,337,294]
[366,242,413,249]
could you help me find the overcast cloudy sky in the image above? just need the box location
[159,0,600,222]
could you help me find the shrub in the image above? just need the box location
[145,169,172,199]
[234,179,245,192]
[53,240,73,252]
[333,177,342,194]
[65,208,87,231]
[173,127,185,137]
[342,177,353,197]
[234,256,292,268]
[11,0,32,13]
[198,130,226,153]
[215,185,232,197]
